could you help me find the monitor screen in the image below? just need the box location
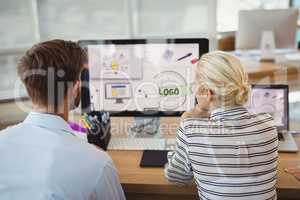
[79,39,208,116]
[105,83,131,100]
[247,85,289,130]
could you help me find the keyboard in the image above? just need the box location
[108,138,176,150]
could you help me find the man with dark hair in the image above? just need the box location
[0,40,125,200]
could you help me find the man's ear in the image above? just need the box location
[72,80,80,96]
[72,80,81,108]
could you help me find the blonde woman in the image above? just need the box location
[165,51,278,200]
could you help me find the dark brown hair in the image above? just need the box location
[18,39,87,110]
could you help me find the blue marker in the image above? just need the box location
[86,115,96,129]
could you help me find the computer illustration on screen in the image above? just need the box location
[83,40,206,115]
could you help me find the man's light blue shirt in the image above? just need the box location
[0,112,125,200]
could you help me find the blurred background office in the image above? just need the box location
[1,0,300,129]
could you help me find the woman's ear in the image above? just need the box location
[197,87,211,99]
[207,89,214,102]
[195,87,210,112]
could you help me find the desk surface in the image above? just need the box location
[108,140,300,199]
[240,55,300,85]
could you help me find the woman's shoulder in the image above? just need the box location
[180,117,212,132]
[180,111,275,132]
[247,111,275,123]
[182,117,210,124]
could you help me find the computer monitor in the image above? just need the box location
[105,83,131,104]
[79,39,209,116]
[236,8,298,50]
[247,85,289,131]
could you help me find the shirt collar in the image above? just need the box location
[210,106,249,120]
[23,111,73,134]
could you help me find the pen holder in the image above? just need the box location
[85,111,111,150]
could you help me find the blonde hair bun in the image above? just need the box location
[235,84,250,106]
[197,51,250,107]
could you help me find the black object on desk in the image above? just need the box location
[86,111,111,150]
[140,150,169,167]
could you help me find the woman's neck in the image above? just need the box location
[210,101,242,112]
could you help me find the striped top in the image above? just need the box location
[165,107,278,200]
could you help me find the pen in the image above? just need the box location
[93,115,100,124]
[81,118,91,130]
[85,115,97,129]
[88,115,97,129]
[82,113,94,129]
[84,117,92,127]
[177,53,192,61]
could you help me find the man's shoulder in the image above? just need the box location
[0,122,112,165]
[53,130,112,165]
[69,136,111,162]
[0,123,25,137]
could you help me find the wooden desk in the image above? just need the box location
[239,56,300,85]
[108,140,300,200]
[108,150,197,200]
[107,118,300,200]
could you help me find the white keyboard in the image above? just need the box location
[108,138,176,150]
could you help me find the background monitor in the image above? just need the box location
[79,39,209,116]
[247,85,289,131]
[236,8,298,50]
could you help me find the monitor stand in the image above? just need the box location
[129,117,161,138]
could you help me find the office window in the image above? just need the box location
[290,1,300,24]
[0,54,27,100]
[37,0,131,40]
[0,0,37,100]
[291,0,300,17]
[217,0,289,32]
[292,0,300,6]
[134,0,216,38]
[291,0,300,42]
[0,0,39,48]
[0,0,132,100]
